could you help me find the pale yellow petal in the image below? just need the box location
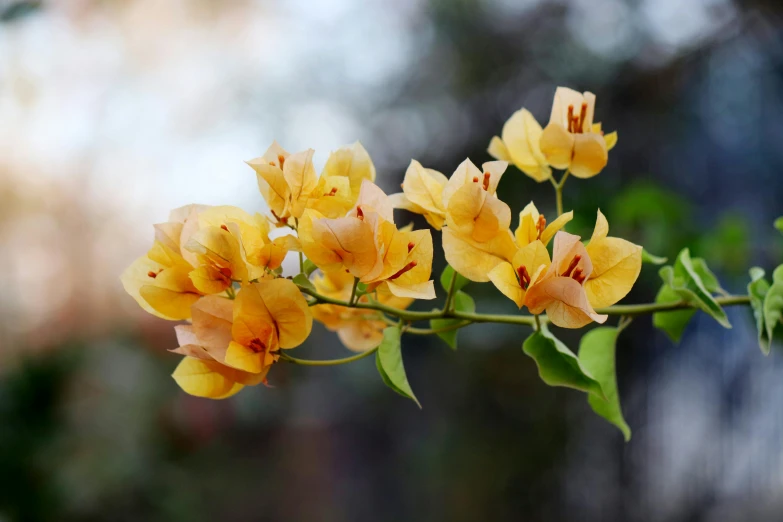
[604,131,618,151]
[442,158,483,207]
[442,227,516,282]
[121,255,170,318]
[351,180,394,223]
[488,261,524,308]
[139,285,200,320]
[570,133,608,179]
[308,175,354,218]
[525,276,607,328]
[337,321,385,353]
[191,295,233,358]
[541,210,573,246]
[500,109,551,182]
[385,280,436,299]
[472,194,512,243]
[225,340,264,373]
[312,216,379,279]
[322,141,376,195]
[585,236,642,308]
[487,136,511,162]
[283,149,318,219]
[479,160,507,195]
[540,123,575,170]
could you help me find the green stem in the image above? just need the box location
[349,277,360,305]
[301,287,751,324]
[280,347,377,367]
[443,270,458,312]
[299,251,305,274]
[551,169,570,217]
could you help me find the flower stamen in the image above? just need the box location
[482,172,491,191]
[516,265,531,290]
[389,261,417,280]
[562,255,581,278]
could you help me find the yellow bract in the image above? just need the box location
[247,141,376,225]
[301,180,436,300]
[170,279,312,398]
[488,109,552,182]
[539,87,617,179]
[488,211,641,328]
[389,160,448,229]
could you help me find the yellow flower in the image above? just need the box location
[389,160,448,229]
[440,159,518,282]
[514,201,573,248]
[488,109,552,182]
[171,279,312,398]
[246,141,376,225]
[539,87,618,179]
[311,269,413,352]
[301,180,436,299]
[582,209,642,308]
[489,211,641,328]
[121,204,208,320]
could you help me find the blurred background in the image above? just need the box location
[1,0,783,520]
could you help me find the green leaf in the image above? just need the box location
[303,259,318,277]
[774,217,783,235]
[690,257,724,294]
[440,265,470,294]
[763,265,783,347]
[376,326,421,407]
[748,267,771,355]
[661,249,731,329]
[642,249,667,265]
[653,284,696,343]
[430,291,474,350]
[292,273,316,294]
[578,327,631,441]
[522,326,603,397]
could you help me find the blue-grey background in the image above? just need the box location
[1,0,782,520]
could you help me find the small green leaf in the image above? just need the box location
[355,281,370,298]
[653,283,696,343]
[748,267,771,355]
[430,291,474,349]
[690,257,724,294]
[303,259,318,277]
[376,326,421,407]
[763,265,783,347]
[774,217,783,235]
[659,249,731,329]
[642,249,667,265]
[522,326,603,397]
[440,265,470,294]
[272,266,284,276]
[579,327,631,441]
[292,273,316,294]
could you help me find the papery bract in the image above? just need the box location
[488,109,552,182]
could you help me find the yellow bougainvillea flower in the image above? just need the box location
[388,160,448,229]
[489,210,641,328]
[440,158,518,282]
[539,87,618,179]
[524,231,607,328]
[311,269,413,352]
[247,141,376,225]
[301,180,436,299]
[171,279,312,398]
[582,209,642,308]
[488,109,552,182]
[514,201,573,248]
[121,204,208,320]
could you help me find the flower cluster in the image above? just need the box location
[121,86,643,401]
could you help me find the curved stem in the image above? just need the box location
[595,295,750,316]
[349,277,360,305]
[443,270,458,312]
[280,347,377,366]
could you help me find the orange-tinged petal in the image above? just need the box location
[253,279,313,349]
[472,194,512,243]
[539,122,574,170]
[551,231,593,279]
[191,295,233,359]
[312,216,379,279]
[351,180,394,223]
[337,321,385,352]
[322,141,376,195]
[154,221,183,252]
[232,285,275,347]
[283,148,319,219]
[525,276,607,328]
[308,175,353,218]
[393,160,448,228]
[513,240,551,279]
[121,255,170,318]
[246,142,291,219]
[299,210,345,272]
[514,202,540,247]
[570,133,608,179]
